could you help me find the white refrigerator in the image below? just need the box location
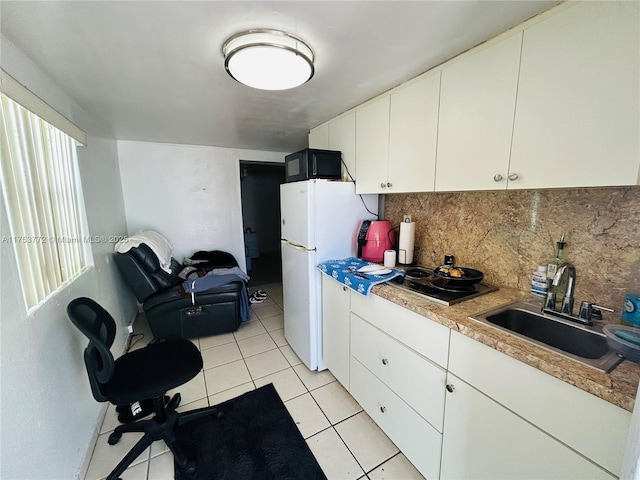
[280,179,378,371]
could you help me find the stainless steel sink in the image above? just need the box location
[470,301,623,372]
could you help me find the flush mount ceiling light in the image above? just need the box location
[222,29,314,91]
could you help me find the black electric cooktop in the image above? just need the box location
[388,265,498,306]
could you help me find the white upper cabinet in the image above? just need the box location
[314,2,639,194]
[355,95,391,193]
[388,72,441,193]
[308,123,329,149]
[310,113,356,181]
[329,112,356,181]
[509,2,640,189]
[435,32,523,192]
[356,72,441,194]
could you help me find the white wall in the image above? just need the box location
[0,37,136,479]
[117,141,287,269]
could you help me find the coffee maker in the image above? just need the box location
[357,220,395,263]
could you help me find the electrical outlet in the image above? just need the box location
[403,214,412,223]
[127,324,134,334]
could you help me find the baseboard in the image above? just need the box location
[78,309,138,478]
[77,403,109,479]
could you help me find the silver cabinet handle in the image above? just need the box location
[493,174,503,182]
[387,182,392,188]
[446,384,455,393]
[380,406,387,413]
[342,286,347,292]
[381,358,389,365]
[380,182,386,188]
[508,173,519,181]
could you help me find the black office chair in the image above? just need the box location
[67,297,213,480]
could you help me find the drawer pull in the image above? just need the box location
[381,358,389,366]
[380,406,387,413]
[446,384,455,393]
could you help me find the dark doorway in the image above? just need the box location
[240,161,286,286]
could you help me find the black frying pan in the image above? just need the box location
[431,266,484,286]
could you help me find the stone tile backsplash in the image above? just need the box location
[384,187,640,323]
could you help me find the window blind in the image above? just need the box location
[0,94,89,309]
[0,68,86,146]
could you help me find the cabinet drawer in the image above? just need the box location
[351,313,446,431]
[449,331,631,476]
[350,292,450,368]
[350,357,442,480]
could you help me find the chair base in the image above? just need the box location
[115,395,170,423]
[105,393,217,480]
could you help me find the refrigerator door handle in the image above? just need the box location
[281,239,316,252]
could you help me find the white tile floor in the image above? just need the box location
[84,283,425,480]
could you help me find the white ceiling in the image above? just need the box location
[1,1,559,153]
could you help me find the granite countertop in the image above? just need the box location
[370,282,640,412]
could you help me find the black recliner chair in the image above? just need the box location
[67,297,214,480]
[113,244,243,339]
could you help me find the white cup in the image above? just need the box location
[383,249,396,268]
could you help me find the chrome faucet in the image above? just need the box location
[554,262,576,315]
[543,261,613,325]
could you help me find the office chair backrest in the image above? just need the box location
[67,297,117,403]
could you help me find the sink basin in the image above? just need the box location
[470,301,623,372]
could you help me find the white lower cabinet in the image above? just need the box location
[321,275,351,389]
[350,289,450,368]
[351,313,446,432]
[440,372,614,480]
[320,280,631,479]
[447,331,631,477]
[440,373,615,480]
[348,293,449,479]
[350,357,443,480]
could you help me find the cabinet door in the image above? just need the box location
[388,72,440,193]
[329,112,356,182]
[355,96,390,194]
[321,276,351,389]
[448,330,630,476]
[308,123,329,149]
[435,33,522,192]
[441,373,614,480]
[510,2,640,189]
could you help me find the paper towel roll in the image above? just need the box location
[398,221,415,264]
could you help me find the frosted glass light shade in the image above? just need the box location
[223,30,314,90]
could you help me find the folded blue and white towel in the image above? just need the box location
[317,257,405,296]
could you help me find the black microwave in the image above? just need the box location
[284,148,342,183]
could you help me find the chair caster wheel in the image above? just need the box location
[179,460,197,476]
[108,432,122,445]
